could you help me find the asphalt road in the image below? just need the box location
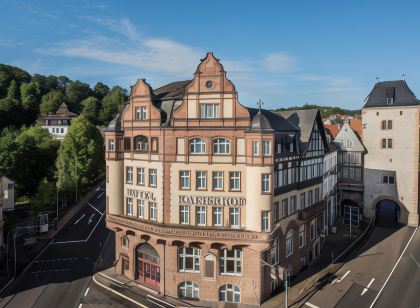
[0,185,109,308]
[302,221,419,308]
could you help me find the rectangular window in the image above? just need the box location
[388,120,392,129]
[299,225,305,248]
[180,205,189,224]
[315,188,320,202]
[135,106,147,120]
[300,193,306,209]
[151,137,158,153]
[220,249,242,275]
[149,202,157,221]
[108,139,115,151]
[262,174,271,193]
[212,171,224,190]
[126,197,133,216]
[200,104,219,118]
[252,141,260,156]
[124,138,131,151]
[286,232,293,257]
[180,171,190,189]
[149,169,157,187]
[196,206,206,226]
[383,175,395,184]
[263,140,271,156]
[196,171,207,190]
[178,247,200,273]
[282,199,288,218]
[308,190,313,206]
[262,211,270,232]
[213,207,223,226]
[229,172,241,191]
[230,208,240,228]
[137,168,145,185]
[290,195,297,213]
[137,199,144,218]
[310,219,316,240]
[126,167,133,183]
[388,139,392,148]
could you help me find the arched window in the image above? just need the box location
[189,138,206,154]
[134,136,148,152]
[381,120,387,130]
[286,229,294,257]
[213,138,231,154]
[204,254,216,279]
[121,236,129,249]
[179,281,199,299]
[219,284,240,303]
[388,120,392,129]
[270,238,279,265]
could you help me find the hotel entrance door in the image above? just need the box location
[135,243,160,288]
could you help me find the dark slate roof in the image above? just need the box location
[247,108,299,132]
[105,113,122,131]
[275,109,318,143]
[44,103,77,119]
[364,80,418,108]
[328,141,340,153]
[152,80,192,101]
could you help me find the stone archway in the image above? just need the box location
[375,199,400,227]
[135,242,161,289]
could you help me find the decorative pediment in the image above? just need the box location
[130,79,153,97]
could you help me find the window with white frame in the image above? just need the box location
[230,208,240,228]
[212,171,224,190]
[178,281,199,300]
[196,171,207,190]
[108,139,115,151]
[126,197,133,216]
[149,169,157,187]
[134,136,148,151]
[300,193,306,209]
[213,207,223,226]
[213,138,230,154]
[383,175,395,184]
[229,172,241,191]
[299,224,305,248]
[137,168,145,185]
[220,249,242,275]
[180,205,189,224]
[149,202,157,221]
[252,141,260,156]
[263,140,271,156]
[126,166,133,183]
[200,103,220,118]
[178,247,200,272]
[286,229,293,257]
[290,195,297,213]
[189,138,206,154]
[271,238,279,265]
[219,284,240,303]
[180,171,190,189]
[196,206,206,226]
[137,199,144,218]
[310,219,316,240]
[135,106,147,120]
[262,211,270,232]
[262,174,271,193]
[282,199,288,218]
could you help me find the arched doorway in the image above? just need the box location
[376,199,400,227]
[135,243,160,288]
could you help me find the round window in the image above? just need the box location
[205,80,214,89]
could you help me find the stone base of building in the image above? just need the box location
[408,212,419,227]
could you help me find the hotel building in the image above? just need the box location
[105,53,331,306]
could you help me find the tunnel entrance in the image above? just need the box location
[376,199,400,227]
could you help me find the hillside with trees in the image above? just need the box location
[274,103,360,118]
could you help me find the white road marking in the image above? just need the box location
[88,213,95,225]
[51,239,85,244]
[331,278,338,285]
[84,287,90,297]
[361,278,375,296]
[410,253,420,268]
[147,298,165,308]
[35,257,78,263]
[337,270,351,283]
[78,304,82,308]
[147,295,175,308]
[369,227,418,308]
[85,214,104,241]
[88,202,104,215]
[305,302,320,308]
[74,214,86,225]
[31,268,72,274]
[97,192,104,199]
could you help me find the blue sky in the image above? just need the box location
[1,0,419,110]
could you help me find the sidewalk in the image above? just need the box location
[262,220,365,308]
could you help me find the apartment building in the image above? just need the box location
[363,80,419,226]
[41,103,77,140]
[104,52,331,306]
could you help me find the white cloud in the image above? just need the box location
[263,52,297,73]
[299,74,363,93]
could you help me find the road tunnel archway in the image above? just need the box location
[376,199,400,227]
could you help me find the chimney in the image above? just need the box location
[402,74,406,81]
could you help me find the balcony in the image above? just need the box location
[298,200,326,220]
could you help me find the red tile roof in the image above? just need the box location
[349,118,363,138]
[324,124,340,138]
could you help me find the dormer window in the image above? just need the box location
[200,104,219,118]
[386,98,394,105]
[386,87,395,105]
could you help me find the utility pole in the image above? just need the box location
[75,156,78,204]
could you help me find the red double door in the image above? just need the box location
[137,259,160,288]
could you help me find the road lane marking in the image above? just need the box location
[35,257,79,262]
[51,239,85,244]
[305,302,320,308]
[78,304,82,308]
[74,214,86,225]
[361,278,375,296]
[147,295,175,308]
[88,213,95,225]
[336,270,350,283]
[85,214,104,241]
[84,287,90,297]
[331,278,338,285]
[147,298,165,308]
[92,275,147,307]
[369,226,418,308]
[88,202,104,215]
[410,253,420,268]
[97,192,104,199]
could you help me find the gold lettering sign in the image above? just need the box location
[127,188,156,201]
[178,195,246,206]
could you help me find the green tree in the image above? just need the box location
[0,80,25,128]
[81,96,100,124]
[40,90,64,116]
[93,82,110,100]
[56,115,104,196]
[20,81,40,111]
[0,64,31,97]
[31,178,55,215]
[98,87,126,125]
[65,81,93,114]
